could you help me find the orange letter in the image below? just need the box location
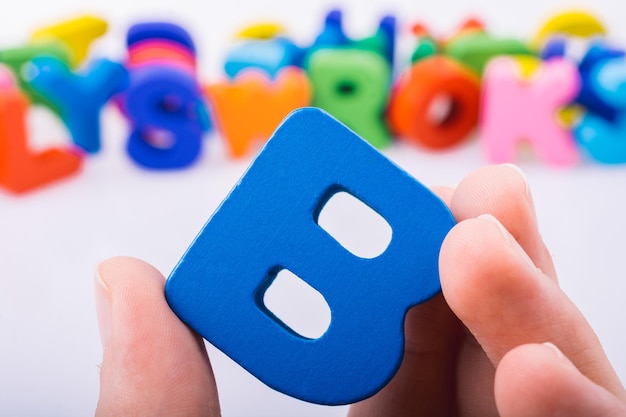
[206,67,311,158]
[0,69,82,194]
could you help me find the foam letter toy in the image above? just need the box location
[409,18,482,64]
[28,56,128,153]
[206,67,311,158]
[0,66,82,193]
[127,39,197,72]
[388,56,480,149]
[480,57,581,165]
[0,43,71,112]
[225,20,304,78]
[127,22,196,53]
[542,38,625,122]
[224,38,304,79]
[122,21,209,169]
[235,22,287,40]
[577,42,626,122]
[446,17,486,40]
[355,15,396,66]
[408,23,441,63]
[124,21,199,85]
[591,58,626,108]
[532,10,606,49]
[165,107,455,405]
[309,9,396,67]
[410,37,438,63]
[306,48,391,148]
[120,20,209,128]
[310,9,349,49]
[574,113,626,164]
[574,58,626,163]
[445,33,534,74]
[125,66,205,169]
[29,15,108,68]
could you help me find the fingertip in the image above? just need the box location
[495,343,567,416]
[96,256,166,290]
[448,164,558,279]
[439,215,538,322]
[495,343,625,417]
[450,164,532,223]
[95,256,220,416]
[440,215,626,402]
[95,257,168,351]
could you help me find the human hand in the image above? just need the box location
[94,164,626,416]
[349,164,626,417]
[94,255,221,417]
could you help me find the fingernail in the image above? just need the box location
[501,163,530,196]
[95,264,112,351]
[478,214,536,269]
[543,342,576,368]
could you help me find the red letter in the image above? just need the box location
[387,56,480,149]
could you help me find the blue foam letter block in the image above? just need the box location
[165,107,455,405]
[574,112,626,164]
[127,21,196,53]
[28,57,128,153]
[125,65,206,169]
[224,38,303,79]
[576,41,625,121]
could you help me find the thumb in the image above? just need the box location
[95,256,220,417]
[495,343,626,417]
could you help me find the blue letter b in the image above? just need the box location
[165,107,455,405]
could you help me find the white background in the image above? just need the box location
[1,0,626,416]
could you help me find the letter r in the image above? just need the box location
[165,107,455,405]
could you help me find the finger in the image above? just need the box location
[455,336,498,416]
[348,185,463,417]
[495,343,626,417]
[441,166,542,417]
[449,164,557,280]
[443,163,622,414]
[440,215,626,400]
[95,256,221,417]
[436,182,497,413]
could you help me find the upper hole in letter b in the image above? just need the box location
[316,191,392,259]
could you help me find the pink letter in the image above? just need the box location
[480,57,581,166]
